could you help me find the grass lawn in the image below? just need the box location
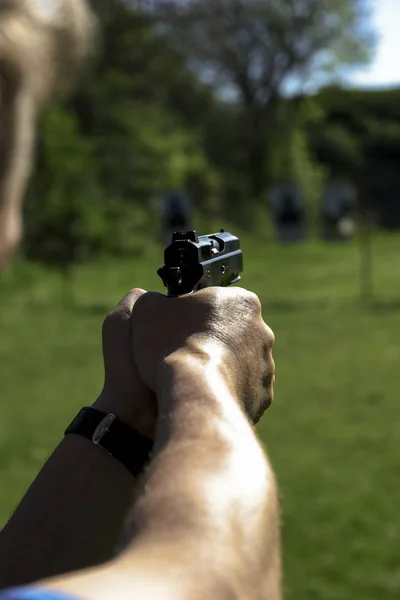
[1,232,400,598]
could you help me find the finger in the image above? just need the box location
[260,355,275,415]
[112,288,147,320]
[263,322,275,349]
[254,388,273,424]
[267,355,275,392]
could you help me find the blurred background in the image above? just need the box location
[1,0,400,597]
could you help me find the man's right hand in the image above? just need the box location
[131,287,275,424]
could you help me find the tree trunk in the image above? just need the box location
[247,100,280,206]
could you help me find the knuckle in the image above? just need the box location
[266,325,275,347]
[131,287,146,296]
[261,324,275,352]
[126,288,147,306]
[244,291,262,314]
[269,358,276,377]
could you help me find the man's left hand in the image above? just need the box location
[94,289,158,439]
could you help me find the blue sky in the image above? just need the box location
[350,0,400,88]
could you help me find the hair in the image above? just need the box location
[0,0,97,270]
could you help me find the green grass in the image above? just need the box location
[1,233,400,598]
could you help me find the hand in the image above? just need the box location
[94,289,158,439]
[131,287,275,424]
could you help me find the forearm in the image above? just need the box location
[121,354,280,594]
[0,405,146,589]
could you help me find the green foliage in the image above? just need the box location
[71,2,218,210]
[267,99,327,229]
[309,87,400,225]
[24,107,107,267]
[290,127,327,227]
[24,107,154,266]
[315,123,363,172]
[311,86,400,167]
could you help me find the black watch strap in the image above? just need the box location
[65,407,153,478]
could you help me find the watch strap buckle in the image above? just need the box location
[92,413,116,448]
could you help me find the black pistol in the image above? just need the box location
[158,230,243,297]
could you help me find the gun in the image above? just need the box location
[158,229,243,297]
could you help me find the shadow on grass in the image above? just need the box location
[0,296,113,317]
[53,299,113,315]
[72,303,113,316]
[264,296,400,314]
[263,298,344,312]
[369,299,400,313]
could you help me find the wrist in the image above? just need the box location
[93,390,155,440]
[155,346,238,418]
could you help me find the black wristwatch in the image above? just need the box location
[65,407,154,478]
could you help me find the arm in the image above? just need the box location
[122,356,281,599]
[0,290,157,589]
[40,288,281,600]
[0,435,139,589]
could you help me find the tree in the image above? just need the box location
[146,0,375,203]
[23,107,106,299]
[71,1,221,217]
[310,87,400,227]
